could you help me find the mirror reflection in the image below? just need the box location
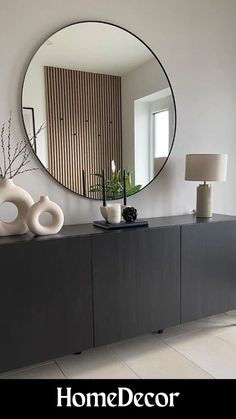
[22,22,175,199]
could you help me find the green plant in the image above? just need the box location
[90,162,142,200]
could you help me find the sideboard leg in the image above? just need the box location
[154,329,163,334]
[74,351,82,355]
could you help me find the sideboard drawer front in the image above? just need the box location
[181,221,236,322]
[0,236,93,373]
[92,227,180,346]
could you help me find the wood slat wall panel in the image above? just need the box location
[44,66,122,197]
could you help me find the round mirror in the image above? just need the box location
[21,21,176,200]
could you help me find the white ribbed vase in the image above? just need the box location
[0,178,34,236]
[27,196,64,235]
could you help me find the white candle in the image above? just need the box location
[107,203,121,224]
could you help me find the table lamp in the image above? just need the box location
[185,154,228,218]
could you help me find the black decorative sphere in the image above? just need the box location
[122,206,137,223]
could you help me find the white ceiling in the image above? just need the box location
[36,22,154,75]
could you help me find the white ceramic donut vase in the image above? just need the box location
[0,178,34,236]
[27,196,64,235]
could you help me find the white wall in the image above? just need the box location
[122,58,168,178]
[134,100,150,186]
[23,54,48,167]
[150,95,175,152]
[134,89,175,185]
[1,0,236,224]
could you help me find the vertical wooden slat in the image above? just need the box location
[45,66,122,197]
[77,70,84,194]
[55,68,61,182]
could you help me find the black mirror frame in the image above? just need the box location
[21,20,177,201]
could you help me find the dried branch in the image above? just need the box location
[0,151,2,177]
[4,124,44,177]
[10,156,31,177]
[10,159,30,174]
[7,112,12,178]
[9,141,34,177]
[10,167,39,177]
[0,122,6,175]
[12,140,23,161]
[0,114,44,179]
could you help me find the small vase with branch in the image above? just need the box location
[0,113,44,236]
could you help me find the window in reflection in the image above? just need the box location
[153,110,169,158]
[134,87,174,185]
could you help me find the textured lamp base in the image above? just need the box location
[196,184,212,218]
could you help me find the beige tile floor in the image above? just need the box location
[1,310,236,379]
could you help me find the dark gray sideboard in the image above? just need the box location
[0,214,236,373]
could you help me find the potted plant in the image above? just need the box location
[90,160,142,200]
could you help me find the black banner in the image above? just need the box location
[0,379,234,415]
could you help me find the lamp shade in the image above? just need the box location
[185,154,227,182]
